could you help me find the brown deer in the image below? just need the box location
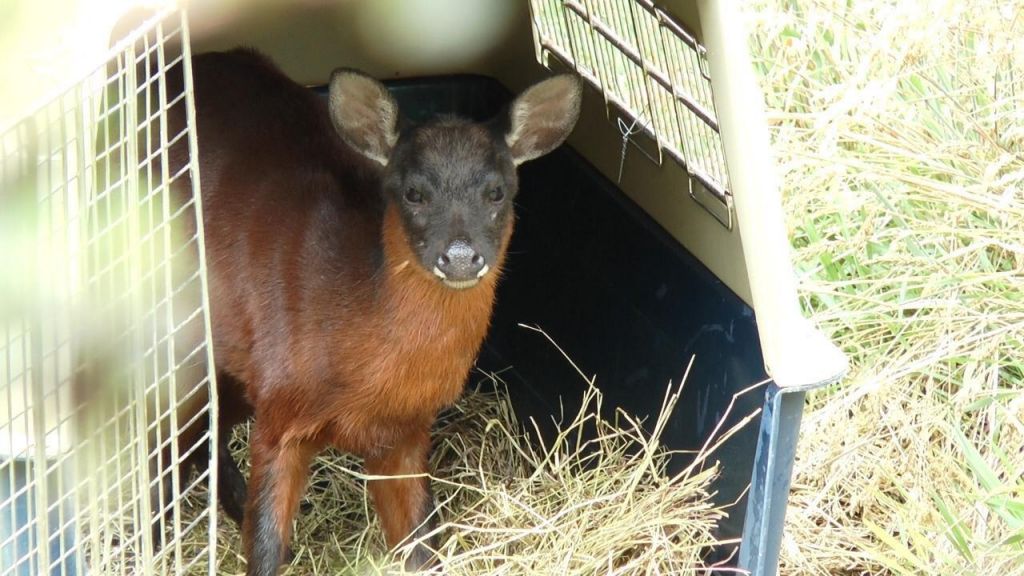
[170,48,581,575]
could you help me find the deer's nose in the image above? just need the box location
[434,240,487,284]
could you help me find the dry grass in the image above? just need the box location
[181,354,731,575]
[746,1,1024,574]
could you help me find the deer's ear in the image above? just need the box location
[328,69,400,165]
[505,75,583,166]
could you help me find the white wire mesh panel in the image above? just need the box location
[529,0,733,228]
[0,7,218,575]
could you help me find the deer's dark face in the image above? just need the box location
[328,70,581,290]
[381,121,516,288]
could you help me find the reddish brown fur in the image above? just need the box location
[230,202,508,456]
[365,426,434,546]
[166,48,579,575]
[224,204,508,571]
[182,51,510,573]
[234,203,509,550]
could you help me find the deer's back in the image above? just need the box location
[186,49,384,390]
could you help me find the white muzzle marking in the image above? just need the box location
[434,264,488,290]
[442,277,480,290]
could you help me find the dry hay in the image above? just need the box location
[179,354,734,575]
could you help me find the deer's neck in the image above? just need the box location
[363,205,502,409]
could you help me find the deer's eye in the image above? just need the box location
[487,186,505,203]
[404,187,424,204]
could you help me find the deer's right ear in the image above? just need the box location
[329,69,399,165]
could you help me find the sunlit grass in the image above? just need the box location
[746,1,1024,573]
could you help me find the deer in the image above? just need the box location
[167,48,581,575]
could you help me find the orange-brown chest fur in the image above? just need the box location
[296,205,509,456]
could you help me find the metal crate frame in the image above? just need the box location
[0,7,219,575]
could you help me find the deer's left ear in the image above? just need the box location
[505,75,583,166]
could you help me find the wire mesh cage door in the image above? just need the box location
[0,7,219,575]
[528,0,733,228]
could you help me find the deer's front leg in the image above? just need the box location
[243,420,314,576]
[364,424,439,571]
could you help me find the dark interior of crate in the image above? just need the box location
[317,75,768,560]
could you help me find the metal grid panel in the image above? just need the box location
[529,0,733,227]
[0,7,218,575]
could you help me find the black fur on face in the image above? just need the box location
[329,69,581,288]
[382,119,517,284]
